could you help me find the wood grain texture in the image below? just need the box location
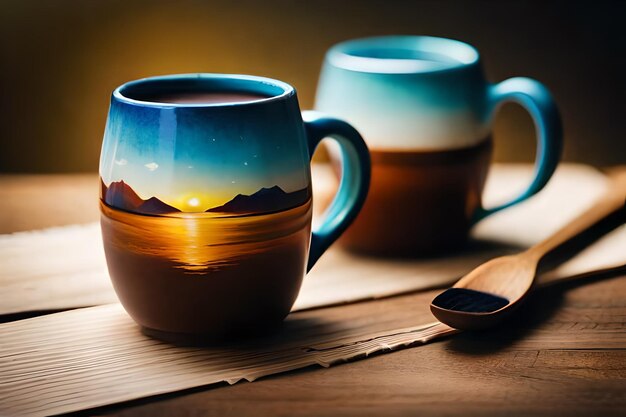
[1,270,625,417]
[0,301,456,416]
[98,273,626,417]
[0,164,618,317]
[431,168,626,329]
[0,174,100,233]
[1,164,625,416]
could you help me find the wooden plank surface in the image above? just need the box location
[1,165,625,416]
[0,174,100,234]
[1,269,625,417]
[0,302,455,416]
[0,164,618,317]
[105,278,626,417]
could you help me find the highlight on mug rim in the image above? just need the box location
[113,73,296,109]
[326,35,480,74]
[100,73,312,217]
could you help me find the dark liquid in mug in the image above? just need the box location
[143,91,270,104]
[338,138,493,256]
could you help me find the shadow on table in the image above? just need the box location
[443,205,626,356]
[0,308,69,324]
[445,266,625,356]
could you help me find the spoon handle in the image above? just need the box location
[526,168,626,259]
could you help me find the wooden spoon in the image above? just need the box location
[430,168,626,330]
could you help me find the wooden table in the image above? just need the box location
[1,172,624,417]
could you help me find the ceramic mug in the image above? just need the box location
[99,74,370,339]
[315,36,562,256]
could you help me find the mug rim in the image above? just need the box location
[113,73,296,108]
[326,35,480,74]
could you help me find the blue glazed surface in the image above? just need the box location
[316,36,562,223]
[303,111,370,270]
[473,77,562,222]
[100,74,311,214]
[100,73,370,270]
[316,36,490,151]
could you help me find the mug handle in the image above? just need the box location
[471,77,563,224]
[302,111,371,271]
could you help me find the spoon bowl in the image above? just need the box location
[431,168,626,330]
[430,254,538,330]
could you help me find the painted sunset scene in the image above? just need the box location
[99,104,313,286]
[99,103,311,216]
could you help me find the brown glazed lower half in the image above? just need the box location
[338,139,493,256]
[100,201,312,338]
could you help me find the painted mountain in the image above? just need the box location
[104,180,143,211]
[100,178,108,201]
[101,180,180,215]
[137,197,181,215]
[207,186,310,214]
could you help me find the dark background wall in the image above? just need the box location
[1,0,624,172]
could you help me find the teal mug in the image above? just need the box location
[315,36,562,256]
[99,74,370,339]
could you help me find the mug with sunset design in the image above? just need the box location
[99,74,370,340]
